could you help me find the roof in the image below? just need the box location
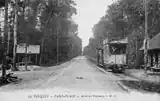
[109,38,128,44]
[140,33,160,50]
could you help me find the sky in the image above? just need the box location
[73,0,114,48]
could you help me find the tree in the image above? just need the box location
[85,0,160,66]
[0,0,5,7]
[35,0,78,64]
[4,0,80,66]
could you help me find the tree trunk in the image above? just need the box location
[25,43,28,71]
[2,0,8,76]
[12,0,18,71]
[39,38,44,65]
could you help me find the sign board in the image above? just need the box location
[16,44,25,53]
[27,45,40,54]
[16,44,40,54]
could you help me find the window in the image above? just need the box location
[109,43,127,55]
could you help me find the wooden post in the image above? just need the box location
[25,44,27,70]
[29,54,31,62]
[17,54,19,62]
[36,54,38,65]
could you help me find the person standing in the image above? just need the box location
[5,54,13,74]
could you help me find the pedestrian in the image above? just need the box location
[5,54,12,73]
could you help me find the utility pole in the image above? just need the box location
[56,0,60,65]
[2,0,8,76]
[56,23,59,65]
[12,0,18,71]
[144,0,149,75]
[135,35,138,67]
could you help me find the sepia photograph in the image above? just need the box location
[0,0,160,101]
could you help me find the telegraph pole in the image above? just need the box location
[144,0,149,75]
[56,0,60,65]
[56,20,59,65]
[12,0,18,71]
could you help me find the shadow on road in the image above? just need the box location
[120,80,160,93]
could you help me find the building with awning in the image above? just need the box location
[140,33,160,69]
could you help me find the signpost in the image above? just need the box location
[16,44,40,54]
[16,44,40,71]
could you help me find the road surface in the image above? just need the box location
[0,56,160,101]
[39,56,129,92]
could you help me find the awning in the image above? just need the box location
[140,33,160,50]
